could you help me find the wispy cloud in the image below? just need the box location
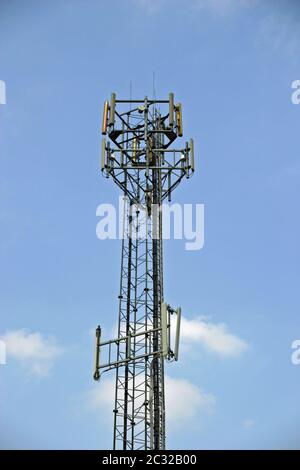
[193,0,255,15]
[132,0,164,14]
[132,0,255,15]
[0,329,63,377]
[86,375,215,427]
[180,316,248,357]
[85,316,247,432]
[165,376,215,427]
[86,377,114,421]
[243,418,255,429]
[132,0,300,58]
[257,10,300,57]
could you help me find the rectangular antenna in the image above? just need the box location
[133,137,137,162]
[101,137,106,171]
[109,92,116,126]
[185,141,189,176]
[161,302,169,358]
[102,100,109,135]
[174,307,181,361]
[176,103,183,137]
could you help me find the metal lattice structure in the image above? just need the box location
[93,93,195,450]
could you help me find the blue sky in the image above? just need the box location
[0,0,300,449]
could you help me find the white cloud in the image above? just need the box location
[86,316,247,430]
[243,418,255,429]
[0,329,63,377]
[132,0,164,14]
[133,0,255,15]
[165,376,215,427]
[87,377,114,419]
[193,1,300,57]
[257,11,300,57]
[193,0,255,14]
[180,316,248,357]
[0,80,6,105]
[87,375,215,428]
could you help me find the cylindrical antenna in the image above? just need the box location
[185,141,189,177]
[133,137,137,162]
[102,100,109,135]
[176,103,183,137]
[101,137,106,171]
[106,141,111,177]
[169,93,174,128]
[190,138,195,172]
[109,92,116,126]
[93,325,101,380]
[168,171,171,202]
[127,333,132,360]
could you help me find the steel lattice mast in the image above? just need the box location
[93,93,195,450]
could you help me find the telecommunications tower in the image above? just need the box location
[93,93,195,450]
